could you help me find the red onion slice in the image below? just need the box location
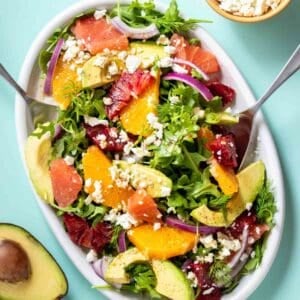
[228,225,249,269]
[44,38,64,95]
[111,16,159,40]
[172,58,209,81]
[165,217,219,235]
[117,230,127,253]
[92,256,112,279]
[163,72,214,101]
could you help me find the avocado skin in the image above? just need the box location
[0,223,68,300]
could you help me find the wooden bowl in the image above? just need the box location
[206,0,291,23]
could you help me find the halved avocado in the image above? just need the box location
[114,161,172,198]
[0,223,68,300]
[104,247,148,284]
[191,161,265,227]
[24,132,54,204]
[152,260,194,300]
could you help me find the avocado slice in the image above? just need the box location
[114,161,172,198]
[81,55,124,88]
[104,247,148,284]
[24,132,54,204]
[205,111,239,125]
[152,260,194,300]
[130,42,168,68]
[191,160,265,227]
[0,223,68,300]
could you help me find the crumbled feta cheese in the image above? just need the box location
[86,249,98,263]
[62,36,90,64]
[108,61,119,76]
[164,45,176,55]
[93,56,107,67]
[119,130,129,143]
[96,134,107,149]
[91,180,104,203]
[116,213,138,230]
[156,34,170,46]
[218,0,281,17]
[169,95,180,105]
[246,202,253,211]
[126,55,142,73]
[186,271,198,288]
[153,222,161,231]
[94,9,107,20]
[118,50,128,60]
[64,155,75,166]
[250,250,256,258]
[172,63,188,74]
[161,186,171,197]
[103,97,112,105]
[203,287,215,296]
[248,237,255,244]
[85,178,92,188]
[217,232,241,251]
[193,107,205,119]
[199,235,218,249]
[167,207,176,214]
[84,115,108,127]
[159,57,173,68]
[84,195,93,205]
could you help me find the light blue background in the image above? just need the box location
[0,1,299,299]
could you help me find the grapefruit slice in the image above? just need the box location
[72,16,129,55]
[50,159,83,207]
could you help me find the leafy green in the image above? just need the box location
[122,263,162,299]
[254,181,276,226]
[54,195,108,222]
[111,0,209,35]
[52,88,106,163]
[242,239,266,274]
[209,260,232,286]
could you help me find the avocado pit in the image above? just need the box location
[0,239,31,283]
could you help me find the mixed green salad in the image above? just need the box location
[25,1,276,299]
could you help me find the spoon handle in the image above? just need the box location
[0,63,31,104]
[250,44,300,114]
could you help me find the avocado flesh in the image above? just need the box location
[104,247,148,284]
[191,160,265,227]
[130,42,168,68]
[82,55,124,88]
[205,111,239,125]
[152,260,194,300]
[0,223,68,300]
[24,133,54,204]
[114,161,172,198]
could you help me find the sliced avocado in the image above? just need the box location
[104,247,148,284]
[130,42,168,68]
[114,161,172,198]
[82,55,124,88]
[152,260,194,300]
[0,223,68,300]
[205,111,239,125]
[24,132,54,204]
[191,161,265,227]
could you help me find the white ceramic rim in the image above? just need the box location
[15,1,285,299]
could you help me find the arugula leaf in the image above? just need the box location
[122,263,162,299]
[242,239,266,274]
[209,260,232,286]
[254,181,276,226]
[54,195,108,221]
[111,0,209,35]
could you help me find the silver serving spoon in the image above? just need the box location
[0,63,58,124]
[231,44,300,170]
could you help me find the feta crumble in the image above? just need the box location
[156,34,170,46]
[172,63,188,74]
[218,0,281,17]
[153,222,161,231]
[94,9,107,20]
[86,249,98,263]
[64,155,75,166]
[126,55,142,73]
